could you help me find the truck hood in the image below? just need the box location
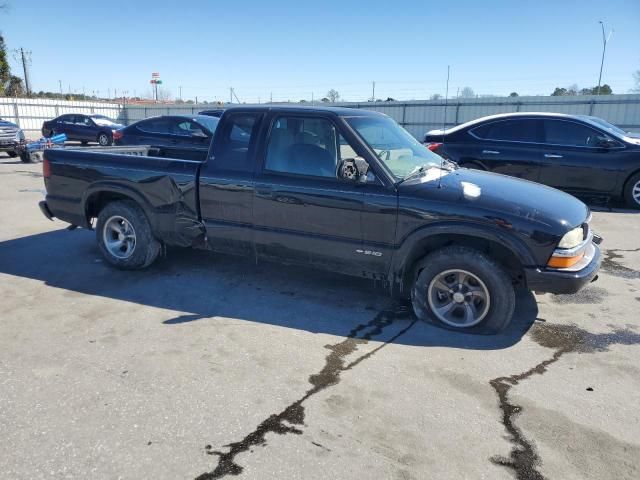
[398,167,589,234]
[0,119,19,129]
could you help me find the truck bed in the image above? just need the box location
[43,146,206,247]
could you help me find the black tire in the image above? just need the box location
[97,132,111,146]
[461,161,485,171]
[20,151,42,163]
[411,246,515,334]
[623,172,640,209]
[7,151,18,158]
[96,200,161,270]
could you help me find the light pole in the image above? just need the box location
[596,21,613,95]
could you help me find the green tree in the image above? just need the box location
[6,75,23,96]
[0,34,11,95]
[509,92,519,97]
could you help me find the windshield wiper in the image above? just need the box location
[396,165,431,185]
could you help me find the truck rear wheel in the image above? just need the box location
[411,246,515,334]
[96,200,160,270]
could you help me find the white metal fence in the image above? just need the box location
[2,94,640,140]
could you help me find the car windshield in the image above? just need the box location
[346,116,444,178]
[91,115,119,126]
[195,116,220,133]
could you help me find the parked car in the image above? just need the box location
[199,109,225,118]
[113,115,219,160]
[39,106,601,334]
[0,117,26,158]
[423,113,640,208]
[42,114,124,146]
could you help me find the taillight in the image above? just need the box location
[43,158,51,179]
[427,142,443,152]
[113,129,123,141]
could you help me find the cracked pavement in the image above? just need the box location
[1,156,639,480]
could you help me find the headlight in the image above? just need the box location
[15,130,25,141]
[557,227,584,249]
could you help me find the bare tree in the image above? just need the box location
[459,87,475,98]
[430,93,442,100]
[326,89,340,102]
[633,70,640,93]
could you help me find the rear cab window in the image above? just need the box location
[210,112,262,173]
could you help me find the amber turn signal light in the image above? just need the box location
[547,254,584,269]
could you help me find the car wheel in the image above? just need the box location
[411,246,515,334]
[20,151,42,163]
[624,172,640,209]
[7,151,18,158]
[97,132,111,146]
[96,200,161,270]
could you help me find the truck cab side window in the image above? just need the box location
[212,113,259,172]
[265,116,347,178]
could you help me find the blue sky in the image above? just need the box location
[1,0,639,102]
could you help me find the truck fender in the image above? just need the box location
[390,221,537,296]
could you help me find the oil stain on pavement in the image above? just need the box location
[196,305,417,480]
[601,248,640,279]
[490,322,640,480]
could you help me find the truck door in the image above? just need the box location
[199,112,262,256]
[252,113,368,276]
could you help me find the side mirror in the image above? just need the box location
[191,130,208,138]
[597,137,618,149]
[338,156,369,184]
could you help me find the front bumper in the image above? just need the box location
[524,239,602,295]
[0,140,21,152]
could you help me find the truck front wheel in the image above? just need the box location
[96,200,160,270]
[411,246,515,333]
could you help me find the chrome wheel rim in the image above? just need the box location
[98,134,109,146]
[633,180,640,206]
[103,216,136,259]
[427,269,490,328]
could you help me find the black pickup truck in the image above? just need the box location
[39,106,602,333]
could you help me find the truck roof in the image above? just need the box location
[222,104,384,117]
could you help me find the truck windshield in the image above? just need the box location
[346,116,443,178]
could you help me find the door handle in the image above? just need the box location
[544,154,563,159]
[482,150,500,155]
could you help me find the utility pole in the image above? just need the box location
[58,80,63,95]
[270,92,273,103]
[371,81,376,102]
[596,21,613,95]
[311,92,314,106]
[179,86,182,101]
[230,87,233,103]
[13,48,32,96]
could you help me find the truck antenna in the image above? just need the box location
[438,65,450,189]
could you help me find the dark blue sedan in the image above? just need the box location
[113,115,219,153]
[42,114,124,146]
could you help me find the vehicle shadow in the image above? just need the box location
[582,197,639,214]
[0,228,539,350]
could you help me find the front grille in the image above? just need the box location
[0,127,18,141]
